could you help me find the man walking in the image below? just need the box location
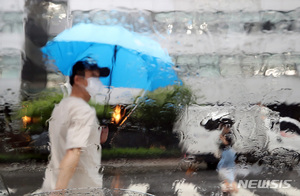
[41,59,109,193]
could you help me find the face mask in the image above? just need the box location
[85,77,104,98]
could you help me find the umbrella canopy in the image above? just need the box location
[42,23,181,91]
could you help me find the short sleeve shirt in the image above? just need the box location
[41,97,102,191]
[217,148,236,170]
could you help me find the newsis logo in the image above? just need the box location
[238,180,293,189]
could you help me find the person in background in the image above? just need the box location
[40,59,110,193]
[217,125,238,194]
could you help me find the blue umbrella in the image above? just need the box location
[42,23,181,91]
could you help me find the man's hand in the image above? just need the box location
[220,135,229,145]
[100,126,109,144]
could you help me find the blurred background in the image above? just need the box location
[1,0,300,195]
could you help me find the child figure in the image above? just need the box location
[217,125,238,194]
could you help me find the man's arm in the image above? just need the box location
[55,148,81,190]
[100,126,109,144]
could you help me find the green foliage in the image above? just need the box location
[131,85,194,131]
[16,92,63,132]
[14,85,193,135]
[0,153,49,163]
[15,91,113,133]
[89,101,113,120]
[102,147,181,160]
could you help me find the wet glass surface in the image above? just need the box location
[1,0,300,195]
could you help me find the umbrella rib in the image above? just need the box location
[109,45,118,88]
[103,45,119,116]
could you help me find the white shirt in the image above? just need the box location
[41,96,102,191]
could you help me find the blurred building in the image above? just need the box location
[0,0,300,104]
[0,0,68,104]
[22,0,68,96]
[0,1,24,105]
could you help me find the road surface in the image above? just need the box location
[0,158,299,196]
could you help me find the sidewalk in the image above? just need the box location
[103,158,181,167]
[0,158,182,195]
[0,158,183,173]
[102,158,182,173]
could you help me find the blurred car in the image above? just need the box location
[174,104,300,170]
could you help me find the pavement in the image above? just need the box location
[102,158,183,171]
[0,158,183,196]
[0,159,300,196]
